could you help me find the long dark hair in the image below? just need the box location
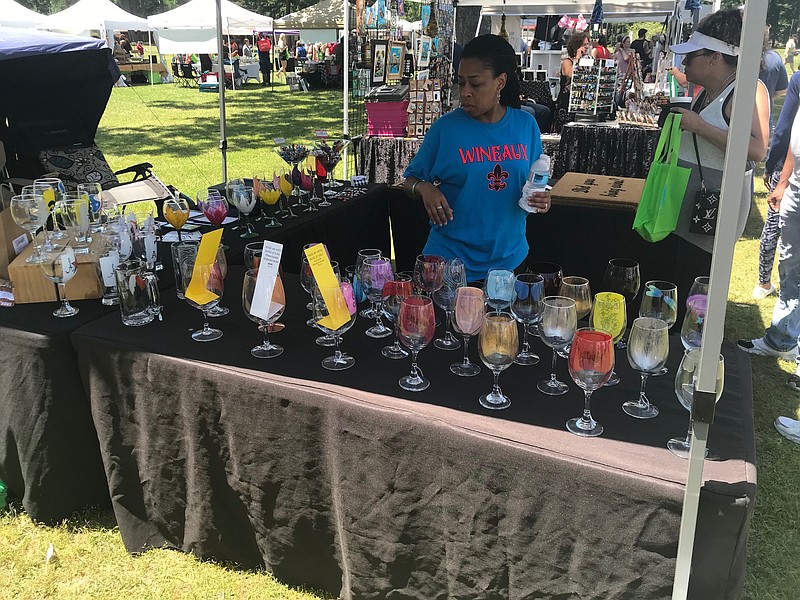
[460,34,521,109]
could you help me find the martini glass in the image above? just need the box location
[314,139,351,197]
[274,143,310,204]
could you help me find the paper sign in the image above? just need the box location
[304,243,349,330]
[250,240,284,321]
[315,130,329,138]
[274,137,286,144]
[162,230,201,243]
[12,233,29,256]
[185,228,223,305]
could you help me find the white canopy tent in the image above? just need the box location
[458,0,676,19]
[0,0,45,28]
[40,0,147,36]
[148,0,273,54]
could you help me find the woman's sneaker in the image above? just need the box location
[752,283,777,299]
[737,338,798,360]
[774,416,800,444]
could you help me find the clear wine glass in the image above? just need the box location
[207,246,230,317]
[77,182,104,233]
[687,276,709,304]
[398,295,436,391]
[244,241,264,270]
[39,244,79,317]
[478,312,519,410]
[34,178,66,241]
[56,193,92,254]
[484,269,515,314]
[566,328,615,437]
[310,259,341,346]
[413,254,445,298]
[639,280,678,375]
[527,261,563,297]
[360,256,394,338]
[680,295,706,350]
[450,286,485,377]
[590,292,627,386]
[624,317,669,419]
[10,193,48,264]
[433,258,466,350]
[668,348,724,458]
[511,273,543,365]
[242,268,285,358]
[357,249,383,318]
[313,278,357,370]
[181,257,224,342]
[381,276,414,359]
[556,275,593,358]
[537,296,577,395]
[603,258,641,349]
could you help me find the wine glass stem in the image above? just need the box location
[684,414,693,446]
[638,374,650,408]
[492,371,502,396]
[521,325,530,352]
[333,334,343,361]
[445,310,454,337]
[461,335,471,365]
[550,349,559,382]
[581,390,595,426]
[410,350,420,378]
[201,310,210,333]
[57,282,68,310]
[374,300,384,328]
[393,324,402,350]
[263,327,271,349]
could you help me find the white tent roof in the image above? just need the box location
[274,0,353,30]
[0,0,45,28]
[41,0,147,33]
[459,0,675,20]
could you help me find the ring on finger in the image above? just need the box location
[436,205,443,210]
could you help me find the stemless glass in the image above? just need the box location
[566,328,615,437]
[537,296,577,395]
[10,194,47,264]
[164,196,190,241]
[639,280,678,375]
[181,257,224,342]
[668,348,725,458]
[356,249,383,318]
[510,273,543,365]
[450,286,485,377]
[478,312,519,410]
[484,269,515,314]
[242,268,285,358]
[381,276,414,359]
[77,183,103,233]
[527,261,563,297]
[313,279,357,370]
[624,317,669,419]
[433,258,466,350]
[603,258,641,348]
[398,295,436,391]
[360,256,394,338]
[590,292,627,386]
[40,244,79,317]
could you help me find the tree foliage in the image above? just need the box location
[15,0,319,19]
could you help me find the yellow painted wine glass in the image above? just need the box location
[589,291,626,386]
[164,196,190,241]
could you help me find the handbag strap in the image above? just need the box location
[691,133,707,189]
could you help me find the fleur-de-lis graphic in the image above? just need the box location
[486,164,509,191]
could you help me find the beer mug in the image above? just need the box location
[96,232,120,306]
[171,240,199,299]
[114,259,161,326]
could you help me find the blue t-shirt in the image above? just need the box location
[404,107,543,282]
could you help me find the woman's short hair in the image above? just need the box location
[566,33,588,58]
[460,34,521,109]
[696,8,742,65]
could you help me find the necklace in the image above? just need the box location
[701,71,736,108]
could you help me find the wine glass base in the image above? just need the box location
[434,336,461,351]
[365,324,393,339]
[306,317,316,328]
[622,402,659,419]
[53,304,79,318]
[514,351,540,366]
[317,200,332,207]
[283,212,299,220]
[264,219,283,228]
[208,305,230,317]
[25,253,46,264]
[316,334,336,347]
[537,379,569,395]
[399,374,430,392]
[450,361,481,377]
[479,392,511,410]
[322,354,355,370]
[652,366,669,377]
[616,339,628,350]
[667,438,708,459]
[382,344,409,359]
[251,344,284,358]
[240,231,259,239]
[567,417,603,437]
[604,371,621,386]
[192,328,223,342]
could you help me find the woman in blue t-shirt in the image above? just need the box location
[404,34,551,282]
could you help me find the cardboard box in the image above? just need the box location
[0,184,33,280]
[550,173,645,211]
[8,236,103,304]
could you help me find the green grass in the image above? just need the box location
[2,81,800,599]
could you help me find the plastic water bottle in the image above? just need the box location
[519,153,550,213]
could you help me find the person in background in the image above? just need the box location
[120,35,133,55]
[592,35,611,60]
[630,28,652,78]
[276,33,289,76]
[520,95,553,133]
[785,33,798,73]
[242,39,252,58]
[295,40,307,59]
[403,34,551,282]
[554,32,591,132]
[613,35,635,78]
[136,40,144,58]
[257,33,272,85]
[229,38,239,58]
[754,26,790,299]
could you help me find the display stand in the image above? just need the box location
[568,57,617,123]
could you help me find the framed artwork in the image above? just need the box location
[370,39,388,86]
[417,35,431,68]
[388,41,405,78]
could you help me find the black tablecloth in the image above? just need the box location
[71,267,754,600]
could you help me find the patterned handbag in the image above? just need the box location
[688,133,720,236]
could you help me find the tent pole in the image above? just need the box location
[216,0,228,186]
[228,29,235,90]
[148,29,153,86]
[343,0,350,179]
[670,0,767,597]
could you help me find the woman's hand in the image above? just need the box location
[527,190,552,213]
[419,183,453,226]
[671,107,706,134]
[768,181,787,211]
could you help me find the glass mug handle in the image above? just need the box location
[143,271,163,321]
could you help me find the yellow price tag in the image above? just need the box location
[304,243,349,330]
[185,229,223,305]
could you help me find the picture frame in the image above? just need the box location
[387,41,405,79]
[370,39,388,86]
[417,35,431,68]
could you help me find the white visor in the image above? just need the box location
[670,31,740,57]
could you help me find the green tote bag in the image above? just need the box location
[632,112,691,242]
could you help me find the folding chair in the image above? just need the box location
[180,63,199,88]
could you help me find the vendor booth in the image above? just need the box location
[40,0,148,39]
[273,0,352,44]
[0,0,44,29]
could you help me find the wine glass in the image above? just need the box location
[668,349,724,458]
[77,183,103,233]
[254,179,282,228]
[381,276,414,359]
[537,296,577,395]
[272,168,297,219]
[306,155,323,206]
[242,268,285,358]
[207,246,230,317]
[311,260,342,346]
[680,295,706,350]
[413,254,445,297]
[484,269,515,314]
[510,273,543,365]
[181,257,224,342]
[313,278,357,370]
[198,191,229,229]
[298,168,316,212]
[10,194,48,264]
[164,196,190,241]
[527,261,563,297]
[229,186,258,238]
[603,258,641,349]
[566,328,615,437]
[314,139,351,197]
[590,292,627,386]
[478,312,519,410]
[34,178,66,241]
[274,143,311,202]
[360,256,394,338]
[398,295,436,391]
[244,241,264,270]
[433,258,466,350]
[450,286,485,377]
[357,249,383,318]
[639,280,678,375]
[313,154,332,207]
[556,275,593,358]
[624,317,669,419]
[56,193,92,254]
[687,276,709,304]
[40,244,79,317]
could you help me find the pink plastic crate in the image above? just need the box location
[366,100,409,138]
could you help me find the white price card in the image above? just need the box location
[315,130,329,138]
[274,137,286,145]
[249,240,284,321]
